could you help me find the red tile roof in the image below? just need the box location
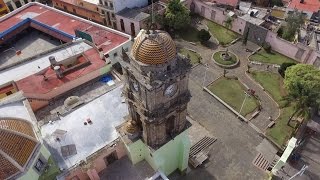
[288,0,320,13]
[0,3,130,54]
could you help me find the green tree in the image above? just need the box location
[164,0,191,30]
[262,42,272,53]
[278,62,296,77]
[256,0,269,7]
[282,10,304,41]
[224,17,233,32]
[284,64,320,125]
[198,29,211,43]
[243,28,250,45]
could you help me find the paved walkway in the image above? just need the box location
[227,41,280,131]
[173,66,266,180]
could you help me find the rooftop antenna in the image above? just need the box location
[150,0,157,31]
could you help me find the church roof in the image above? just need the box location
[131,30,176,65]
[0,118,39,180]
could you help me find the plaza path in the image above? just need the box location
[176,39,280,132]
[170,65,266,180]
[227,41,280,131]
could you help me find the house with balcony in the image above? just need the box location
[53,0,149,31]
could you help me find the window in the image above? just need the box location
[120,19,125,32]
[113,22,117,30]
[130,22,135,36]
[92,14,95,18]
[14,0,22,8]
[23,0,28,5]
[110,2,113,8]
[6,3,14,11]
[114,52,118,57]
[73,8,76,13]
[111,13,115,18]
[34,159,44,172]
[55,2,59,6]
[63,5,67,10]
[96,7,98,11]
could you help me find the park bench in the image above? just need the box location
[251,111,260,118]
[268,121,275,128]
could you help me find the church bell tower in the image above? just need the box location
[117,29,192,175]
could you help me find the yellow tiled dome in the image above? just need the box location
[0,118,39,180]
[131,30,176,65]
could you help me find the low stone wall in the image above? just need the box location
[212,51,239,68]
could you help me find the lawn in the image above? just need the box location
[250,71,287,107]
[177,25,200,43]
[249,49,297,65]
[213,51,237,65]
[179,48,201,65]
[205,20,238,45]
[266,106,295,147]
[208,77,259,116]
[39,156,61,180]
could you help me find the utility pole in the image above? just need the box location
[238,91,249,118]
[288,165,308,180]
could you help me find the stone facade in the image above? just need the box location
[120,48,192,148]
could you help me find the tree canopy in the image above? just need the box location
[198,29,211,43]
[164,0,191,30]
[284,64,320,121]
[282,10,304,41]
[278,62,296,77]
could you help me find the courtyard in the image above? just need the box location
[172,15,304,178]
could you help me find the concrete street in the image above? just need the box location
[171,64,267,180]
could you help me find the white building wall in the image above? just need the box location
[113,0,148,13]
[116,15,142,36]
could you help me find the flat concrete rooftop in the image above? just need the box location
[40,85,128,169]
[99,156,155,180]
[0,29,61,68]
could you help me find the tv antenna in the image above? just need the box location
[150,0,157,30]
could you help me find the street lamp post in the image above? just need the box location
[238,91,250,118]
[288,165,308,180]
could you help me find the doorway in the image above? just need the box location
[104,151,118,166]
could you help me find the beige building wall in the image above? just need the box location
[63,141,127,180]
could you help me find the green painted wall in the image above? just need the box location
[18,145,51,180]
[100,64,112,75]
[125,130,191,175]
